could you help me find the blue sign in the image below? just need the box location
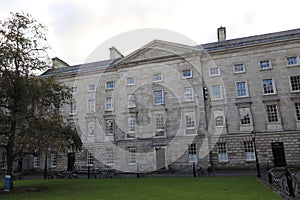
[4,175,11,192]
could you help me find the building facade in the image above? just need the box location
[6,27,299,173]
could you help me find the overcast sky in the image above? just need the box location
[1,0,300,65]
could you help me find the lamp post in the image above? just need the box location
[251,131,261,178]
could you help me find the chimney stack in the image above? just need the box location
[217,27,226,42]
[109,46,124,59]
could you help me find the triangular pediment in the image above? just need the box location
[116,40,202,66]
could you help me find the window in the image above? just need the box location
[128,147,136,164]
[50,152,57,167]
[211,85,222,99]
[105,97,113,110]
[0,151,6,169]
[33,155,40,168]
[239,108,252,125]
[266,104,279,122]
[290,75,300,92]
[259,60,271,70]
[71,86,78,94]
[244,141,255,161]
[87,99,96,113]
[188,143,197,163]
[127,77,135,86]
[183,87,194,101]
[88,84,96,92]
[155,114,165,136]
[106,148,114,165]
[105,119,114,135]
[154,90,164,105]
[128,116,136,133]
[262,79,276,94]
[214,110,224,127]
[87,121,95,136]
[182,69,192,78]
[236,81,248,97]
[295,102,300,121]
[127,93,136,108]
[70,100,77,114]
[209,67,220,76]
[87,151,93,166]
[234,64,245,73]
[185,111,195,129]
[106,81,114,90]
[153,73,162,82]
[217,143,228,162]
[287,56,298,66]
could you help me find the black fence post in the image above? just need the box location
[193,162,196,177]
[266,163,272,184]
[286,168,295,197]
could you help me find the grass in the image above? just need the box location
[1,177,281,200]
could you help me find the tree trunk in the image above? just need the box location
[44,150,48,179]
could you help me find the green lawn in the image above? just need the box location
[1,177,281,200]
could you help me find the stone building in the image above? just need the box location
[4,27,299,173]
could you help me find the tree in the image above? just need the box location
[0,12,82,189]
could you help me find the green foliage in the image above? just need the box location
[1,177,281,200]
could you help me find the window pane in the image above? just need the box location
[106,81,114,89]
[217,143,228,162]
[260,60,270,69]
[234,64,245,73]
[262,79,275,94]
[211,85,222,99]
[183,87,193,101]
[128,148,136,164]
[88,84,96,91]
[209,67,219,76]
[154,90,164,105]
[236,82,247,97]
[290,76,300,91]
[287,56,298,66]
[106,148,114,165]
[105,97,113,110]
[88,99,95,112]
[105,119,114,135]
[295,102,300,121]
[153,73,162,81]
[185,111,195,129]
[239,108,251,125]
[182,69,192,78]
[244,141,255,161]
[128,116,136,132]
[127,77,135,85]
[87,121,95,136]
[266,104,279,122]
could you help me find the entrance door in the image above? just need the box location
[67,153,75,171]
[271,142,287,167]
[155,147,166,170]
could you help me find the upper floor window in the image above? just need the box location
[106,81,114,90]
[153,73,162,82]
[105,119,114,135]
[209,67,220,76]
[127,77,135,86]
[290,75,300,92]
[185,111,195,129]
[233,64,245,73]
[88,84,96,92]
[128,116,136,133]
[259,60,271,70]
[214,110,224,127]
[70,100,77,115]
[127,93,136,108]
[295,102,300,121]
[87,121,95,136]
[239,107,252,125]
[211,85,222,99]
[287,56,298,66]
[262,78,276,94]
[87,99,96,113]
[236,81,248,97]
[183,87,194,101]
[154,90,164,105]
[105,97,113,110]
[71,86,78,94]
[155,114,164,131]
[266,104,279,123]
[182,69,192,78]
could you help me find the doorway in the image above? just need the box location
[271,142,287,167]
[155,147,166,170]
[67,153,75,171]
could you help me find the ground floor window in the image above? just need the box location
[87,151,94,167]
[106,148,114,165]
[50,152,57,167]
[0,151,6,169]
[217,143,228,162]
[244,141,255,161]
[33,155,40,168]
[188,143,197,163]
[128,147,136,164]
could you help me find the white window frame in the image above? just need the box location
[70,100,77,115]
[183,87,194,102]
[106,81,114,90]
[154,113,165,137]
[71,86,78,94]
[259,60,272,70]
[262,78,277,95]
[87,99,96,113]
[185,111,195,130]
[153,73,163,82]
[50,152,57,168]
[87,120,95,136]
[105,119,114,136]
[88,84,96,92]
[235,81,249,97]
[127,77,135,86]
[87,151,94,167]
[211,84,223,100]
[286,56,299,67]
[127,116,136,139]
[128,147,136,164]
[154,89,164,105]
[244,141,255,161]
[105,97,113,111]
[188,143,197,163]
[33,155,40,168]
[209,67,220,76]
[289,75,300,92]
[295,102,300,121]
[266,104,280,123]
[182,69,192,78]
[127,93,136,108]
[233,63,246,73]
[106,148,114,165]
[239,107,252,125]
[217,143,228,162]
[214,110,224,127]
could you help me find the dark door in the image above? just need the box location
[155,147,166,170]
[271,142,287,167]
[67,153,75,171]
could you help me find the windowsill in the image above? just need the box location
[209,74,221,77]
[259,68,272,71]
[211,98,224,101]
[290,91,300,93]
[69,113,78,116]
[218,160,229,163]
[233,71,246,74]
[262,93,277,96]
[105,88,114,91]
[286,64,300,67]
[153,80,162,83]
[88,91,96,93]
[236,95,250,99]
[182,76,192,79]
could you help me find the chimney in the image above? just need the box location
[109,46,124,59]
[217,27,226,42]
[51,57,69,68]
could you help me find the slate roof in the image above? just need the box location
[42,28,300,77]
